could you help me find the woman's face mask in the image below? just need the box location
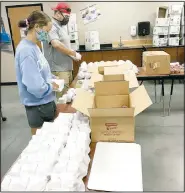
[36,29,48,42]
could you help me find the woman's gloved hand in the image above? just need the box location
[52,82,59,91]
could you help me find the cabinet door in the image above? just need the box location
[177,47,184,64]
[85,51,102,63]
[6,4,43,54]
[163,47,178,62]
[118,49,142,67]
[102,51,119,61]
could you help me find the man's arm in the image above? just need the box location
[48,24,80,59]
[50,39,76,57]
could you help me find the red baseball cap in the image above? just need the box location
[52,2,71,14]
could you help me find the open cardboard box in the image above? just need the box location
[143,51,170,75]
[72,81,152,142]
[104,65,139,88]
[88,61,119,75]
[88,65,139,88]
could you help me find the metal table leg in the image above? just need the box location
[159,81,162,103]
[168,78,174,116]
[161,79,165,117]
[154,80,157,103]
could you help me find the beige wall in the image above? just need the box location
[1,1,183,82]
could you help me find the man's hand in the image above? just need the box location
[70,52,82,61]
[75,52,82,61]
[52,82,59,91]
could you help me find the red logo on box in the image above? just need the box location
[105,123,118,130]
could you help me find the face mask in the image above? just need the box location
[60,15,69,25]
[36,29,48,42]
[58,12,69,25]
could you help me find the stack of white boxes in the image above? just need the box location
[68,13,79,51]
[180,6,184,45]
[85,31,100,50]
[168,4,183,46]
[153,7,169,46]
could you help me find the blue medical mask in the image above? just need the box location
[36,29,48,42]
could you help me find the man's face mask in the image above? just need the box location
[36,29,48,42]
[58,12,70,25]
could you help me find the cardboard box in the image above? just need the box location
[143,51,170,75]
[72,81,152,142]
[88,68,139,89]
[153,35,168,46]
[170,15,181,26]
[153,26,169,35]
[155,18,170,26]
[168,37,180,46]
[69,32,78,40]
[85,31,100,44]
[169,25,180,35]
[95,61,119,75]
[88,73,103,88]
[169,4,183,15]
[156,6,168,18]
[104,66,139,88]
[85,42,100,51]
[85,31,100,50]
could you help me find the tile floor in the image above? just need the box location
[1,81,184,191]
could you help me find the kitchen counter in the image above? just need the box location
[73,44,184,78]
[77,44,184,52]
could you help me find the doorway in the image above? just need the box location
[6,3,43,55]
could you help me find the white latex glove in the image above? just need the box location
[51,79,65,92]
[70,49,82,61]
[75,52,82,61]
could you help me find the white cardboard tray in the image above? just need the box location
[87,142,143,191]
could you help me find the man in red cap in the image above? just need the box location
[43,2,82,99]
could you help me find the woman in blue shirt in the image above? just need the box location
[16,11,59,135]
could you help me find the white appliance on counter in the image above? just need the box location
[85,31,100,50]
[68,13,79,50]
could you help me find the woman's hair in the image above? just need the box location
[18,10,51,30]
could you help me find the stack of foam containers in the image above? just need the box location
[58,88,77,104]
[168,4,183,46]
[1,112,91,191]
[45,112,91,191]
[77,61,91,80]
[153,6,169,47]
[68,13,79,51]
